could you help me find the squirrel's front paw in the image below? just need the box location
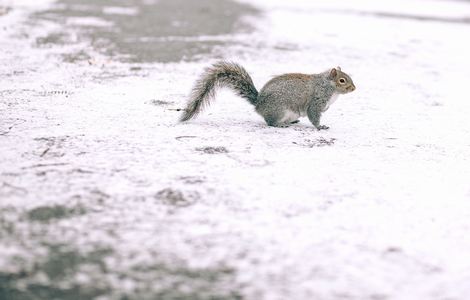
[317,125,329,130]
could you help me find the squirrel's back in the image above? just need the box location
[256,73,315,112]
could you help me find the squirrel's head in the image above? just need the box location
[328,67,355,94]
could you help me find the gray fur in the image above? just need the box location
[179,61,258,121]
[180,61,356,129]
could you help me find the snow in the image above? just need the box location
[1,0,470,299]
[66,17,113,27]
[102,7,140,16]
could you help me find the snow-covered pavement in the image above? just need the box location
[1,0,470,299]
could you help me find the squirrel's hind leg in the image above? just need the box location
[263,114,287,127]
[263,111,298,128]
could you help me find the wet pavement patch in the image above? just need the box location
[179,175,206,184]
[35,32,70,46]
[27,204,87,222]
[34,0,259,63]
[292,137,336,148]
[196,146,229,154]
[0,240,242,300]
[155,188,199,207]
[128,263,242,300]
[0,276,108,300]
[0,245,112,300]
[149,99,174,106]
[41,245,111,280]
[0,207,17,236]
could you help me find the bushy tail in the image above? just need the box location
[179,61,258,122]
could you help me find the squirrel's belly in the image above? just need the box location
[280,110,300,123]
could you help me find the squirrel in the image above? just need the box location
[179,61,355,129]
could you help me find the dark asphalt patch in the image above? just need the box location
[34,0,259,63]
[27,204,87,222]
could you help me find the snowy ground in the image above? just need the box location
[1,0,470,299]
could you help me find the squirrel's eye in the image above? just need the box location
[339,78,346,84]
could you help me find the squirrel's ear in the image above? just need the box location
[336,66,341,71]
[328,68,337,80]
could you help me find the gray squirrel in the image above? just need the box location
[180,61,355,129]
